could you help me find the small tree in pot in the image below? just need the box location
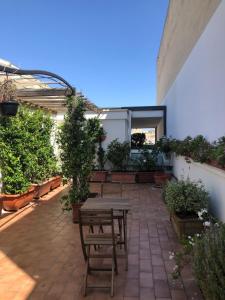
[58,96,100,222]
[107,139,135,183]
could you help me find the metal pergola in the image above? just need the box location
[0,64,99,113]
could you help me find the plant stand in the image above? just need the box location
[170,213,204,238]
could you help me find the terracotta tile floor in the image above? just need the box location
[0,184,203,300]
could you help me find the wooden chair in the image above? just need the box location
[78,209,118,297]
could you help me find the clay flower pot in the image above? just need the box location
[72,203,83,223]
[137,171,155,183]
[111,172,136,183]
[34,176,62,199]
[154,172,171,187]
[1,186,36,211]
[90,171,108,182]
[50,176,62,190]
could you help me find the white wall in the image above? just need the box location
[173,156,225,222]
[85,109,129,149]
[163,0,225,142]
[161,1,225,221]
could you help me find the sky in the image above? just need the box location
[0,0,168,107]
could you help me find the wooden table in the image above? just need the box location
[81,197,130,269]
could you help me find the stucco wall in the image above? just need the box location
[157,0,221,104]
[161,1,225,221]
[163,0,225,142]
[173,156,225,222]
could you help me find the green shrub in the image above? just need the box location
[164,179,209,216]
[190,135,212,163]
[211,136,225,168]
[0,106,57,194]
[58,96,100,209]
[193,224,225,300]
[107,139,130,171]
[133,148,156,171]
[154,136,172,157]
[131,133,146,149]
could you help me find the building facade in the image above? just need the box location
[157,0,225,220]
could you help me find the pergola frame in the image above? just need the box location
[0,64,99,113]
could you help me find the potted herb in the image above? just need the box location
[58,96,100,222]
[107,139,136,183]
[164,179,209,238]
[0,79,19,116]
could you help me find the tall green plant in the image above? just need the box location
[58,96,100,209]
[0,106,57,194]
[107,139,130,171]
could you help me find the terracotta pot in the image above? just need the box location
[50,176,62,190]
[111,172,136,183]
[209,160,225,171]
[34,176,62,198]
[137,171,155,183]
[72,203,83,223]
[90,171,108,182]
[1,186,36,211]
[154,172,171,187]
[170,212,204,238]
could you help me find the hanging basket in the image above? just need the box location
[0,100,19,116]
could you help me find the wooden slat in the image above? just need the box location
[17,88,70,97]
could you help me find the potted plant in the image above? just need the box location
[18,107,60,199]
[153,137,172,186]
[210,136,225,170]
[131,132,146,149]
[107,139,136,183]
[135,148,157,183]
[0,139,35,211]
[90,126,108,182]
[0,79,19,116]
[0,108,35,211]
[193,224,225,300]
[58,96,101,222]
[164,179,209,238]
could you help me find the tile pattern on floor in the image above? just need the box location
[0,184,203,300]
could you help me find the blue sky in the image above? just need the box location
[0,0,168,107]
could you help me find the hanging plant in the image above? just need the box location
[0,79,19,116]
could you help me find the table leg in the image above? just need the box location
[123,210,128,270]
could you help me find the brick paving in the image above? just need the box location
[0,184,203,300]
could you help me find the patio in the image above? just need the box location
[0,183,203,300]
